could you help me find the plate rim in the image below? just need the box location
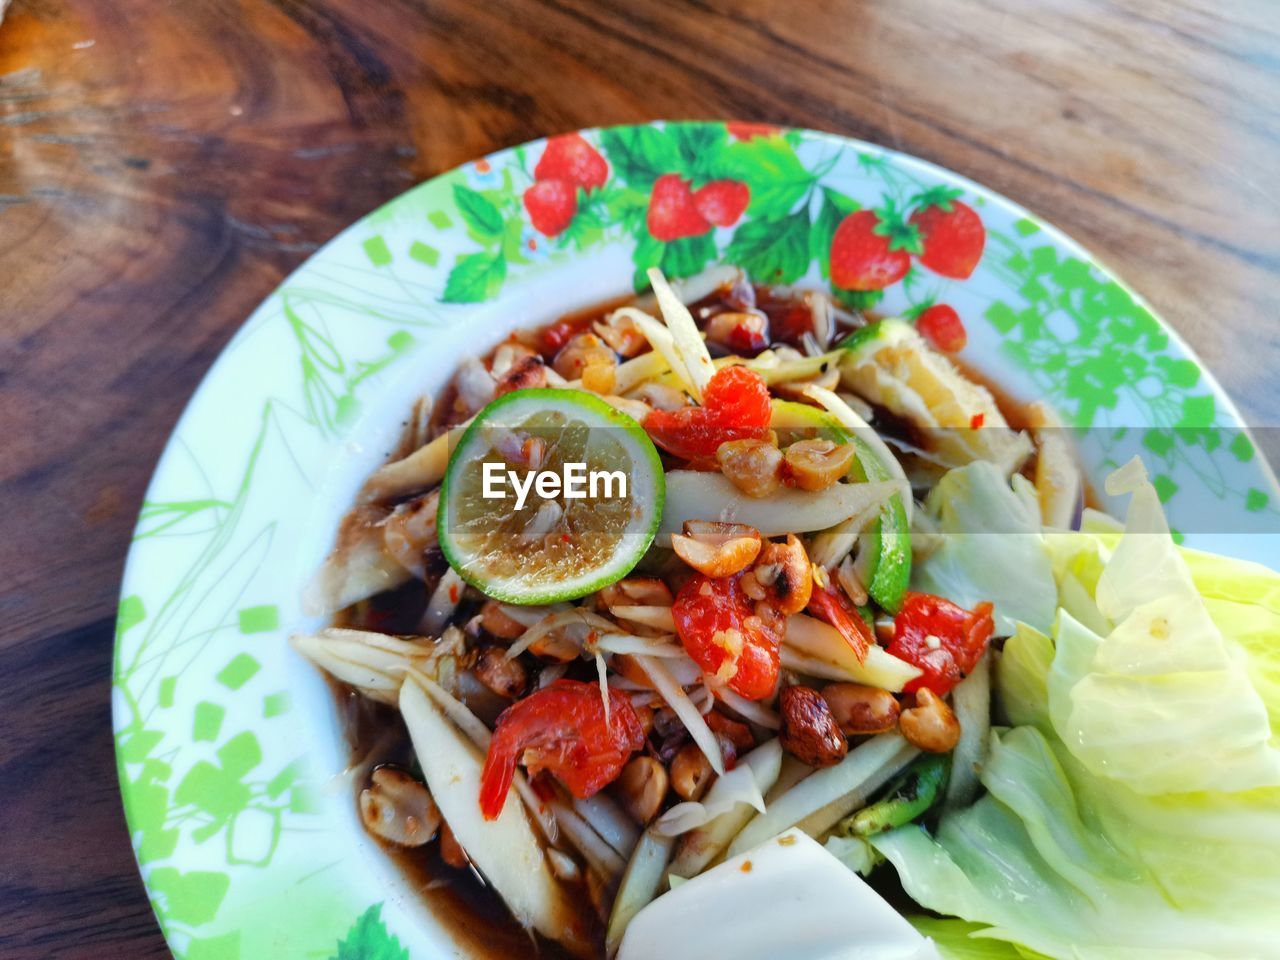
[113,119,1280,959]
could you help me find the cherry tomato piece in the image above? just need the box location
[478,679,644,820]
[643,364,771,461]
[540,320,579,357]
[886,592,995,696]
[672,573,781,700]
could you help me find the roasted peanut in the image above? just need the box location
[439,821,468,868]
[599,576,675,608]
[593,314,648,357]
[779,685,848,768]
[553,332,616,380]
[491,340,538,376]
[705,311,768,350]
[612,653,655,690]
[745,534,813,615]
[670,743,715,801]
[473,645,528,699]
[529,631,580,663]
[773,365,839,402]
[633,703,656,739]
[717,438,785,498]
[494,354,547,396]
[479,600,526,640]
[615,756,669,824]
[821,683,901,735]
[359,766,441,847]
[631,382,690,412]
[784,439,858,491]
[899,688,961,753]
[671,520,762,578]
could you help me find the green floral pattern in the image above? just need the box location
[115,122,1279,960]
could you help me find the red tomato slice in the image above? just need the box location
[806,583,873,663]
[672,573,781,700]
[478,679,644,820]
[886,592,995,696]
[644,364,771,461]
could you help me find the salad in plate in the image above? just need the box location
[293,265,1280,959]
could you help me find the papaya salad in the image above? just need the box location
[294,267,1280,960]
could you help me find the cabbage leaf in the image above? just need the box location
[873,462,1280,959]
[913,461,1057,635]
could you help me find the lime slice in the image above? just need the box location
[438,388,665,605]
[836,319,1031,475]
[770,399,911,613]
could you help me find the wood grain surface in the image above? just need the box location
[1,1,1276,956]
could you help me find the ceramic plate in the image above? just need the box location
[114,121,1279,960]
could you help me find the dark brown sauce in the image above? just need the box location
[329,283,1089,957]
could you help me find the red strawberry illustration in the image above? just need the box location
[908,188,985,279]
[829,208,919,291]
[693,180,750,227]
[727,122,781,141]
[647,174,711,241]
[524,179,578,237]
[535,133,609,192]
[916,304,967,353]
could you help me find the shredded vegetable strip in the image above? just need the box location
[688,683,714,714]
[421,567,466,636]
[595,651,611,725]
[506,609,615,659]
[733,350,844,385]
[801,384,913,523]
[611,346,672,395]
[409,668,492,747]
[836,555,869,606]
[808,499,890,569]
[710,682,782,730]
[361,421,471,503]
[647,268,717,401]
[614,308,692,395]
[291,629,435,705]
[729,733,916,856]
[606,605,678,632]
[593,635,684,657]
[779,647,869,683]
[497,602,571,628]
[572,792,641,859]
[552,801,627,879]
[606,827,675,958]
[943,651,990,810]
[538,662,569,689]
[795,740,920,839]
[633,654,725,775]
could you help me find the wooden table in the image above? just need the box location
[1,1,1275,956]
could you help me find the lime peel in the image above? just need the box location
[438,388,665,605]
[770,399,912,613]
